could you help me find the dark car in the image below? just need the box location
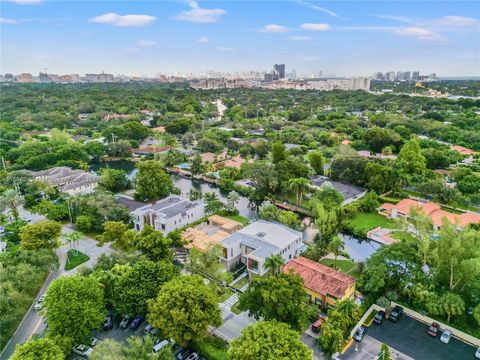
[130,315,145,330]
[353,326,366,342]
[373,310,385,325]
[103,315,113,331]
[311,316,327,333]
[388,306,403,322]
[427,322,440,337]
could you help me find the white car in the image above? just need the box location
[72,344,94,357]
[475,347,480,359]
[89,337,99,347]
[34,295,45,311]
[440,329,452,344]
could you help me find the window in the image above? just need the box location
[315,297,322,305]
[231,248,233,257]
[161,224,165,230]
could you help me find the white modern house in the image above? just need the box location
[220,220,303,277]
[132,195,205,235]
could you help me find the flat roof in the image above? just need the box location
[310,175,365,200]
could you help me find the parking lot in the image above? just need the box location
[343,314,477,360]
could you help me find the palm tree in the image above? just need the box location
[327,235,345,270]
[264,254,285,275]
[286,178,310,205]
[0,189,23,221]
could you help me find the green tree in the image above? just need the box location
[131,225,172,261]
[19,220,62,250]
[100,168,129,192]
[271,142,286,164]
[312,185,344,209]
[115,260,179,316]
[313,203,342,242]
[204,192,223,214]
[190,154,205,175]
[286,177,310,205]
[44,275,105,344]
[327,235,345,269]
[226,190,240,213]
[277,210,302,231]
[258,200,279,221]
[11,337,64,360]
[101,221,127,247]
[0,189,23,220]
[264,255,285,275]
[75,214,94,232]
[473,304,480,326]
[228,321,312,360]
[90,338,124,360]
[427,292,465,323]
[188,244,232,283]
[308,151,324,175]
[396,138,426,183]
[379,343,392,360]
[238,272,310,331]
[365,162,396,194]
[133,160,172,201]
[147,275,222,345]
[317,321,344,356]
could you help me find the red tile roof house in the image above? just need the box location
[378,198,480,231]
[282,257,356,308]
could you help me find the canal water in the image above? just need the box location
[91,160,379,261]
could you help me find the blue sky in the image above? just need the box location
[1,0,479,76]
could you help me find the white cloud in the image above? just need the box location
[216,46,234,52]
[296,1,344,19]
[288,35,311,41]
[137,40,157,47]
[375,15,412,23]
[6,0,42,4]
[0,17,20,24]
[90,13,156,27]
[394,27,447,42]
[175,1,226,23]
[261,24,288,33]
[428,16,479,27]
[197,36,210,43]
[300,23,331,31]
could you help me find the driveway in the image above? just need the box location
[355,315,476,360]
[301,333,327,360]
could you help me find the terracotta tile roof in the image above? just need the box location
[282,257,355,298]
[132,146,171,154]
[450,145,476,156]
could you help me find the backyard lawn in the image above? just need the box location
[64,249,90,270]
[345,212,397,235]
[231,276,249,290]
[320,258,361,278]
[224,214,249,226]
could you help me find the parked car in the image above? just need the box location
[427,322,440,337]
[373,310,385,325]
[440,329,452,344]
[178,349,194,360]
[353,326,366,342]
[89,337,99,347]
[130,315,145,330]
[144,324,158,336]
[0,226,5,233]
[153,339,170,353]
[185,353,199,360]
[475,347,480,359]
[72,344,94,357]
[388,306,403,322]
[311,316,327,332]
[120,315,131,329]
[103,315,113,331]
[34,295,45,311]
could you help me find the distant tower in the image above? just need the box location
[273,64,286,79]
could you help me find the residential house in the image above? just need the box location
[220,220,303,277]
[132,195,205,234]
[24,166,100,195]
[282,256,356,308]
[132,146,171,156]
[378,199,480,230]
[309,175,367,206]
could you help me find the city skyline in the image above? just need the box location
[1,1,479,76]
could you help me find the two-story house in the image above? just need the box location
[220,220,303,277]
[132,195,205,235]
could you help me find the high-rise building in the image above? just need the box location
[411,71,420,81]
[273,64,285,79]
[386,71,396,81]
[18,73,33,83]
[373,72,384,80]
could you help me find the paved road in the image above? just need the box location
[301,333,327,360]
[0,210,113,360]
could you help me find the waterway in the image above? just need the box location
[91,160,379,261]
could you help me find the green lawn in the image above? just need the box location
[320,258,361,278]
[217,287,233,303]
[192,335,228,360]
[231,301,242,315]
[345,212,397,234]
[231,276,249,289]
[64,249,90,270]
